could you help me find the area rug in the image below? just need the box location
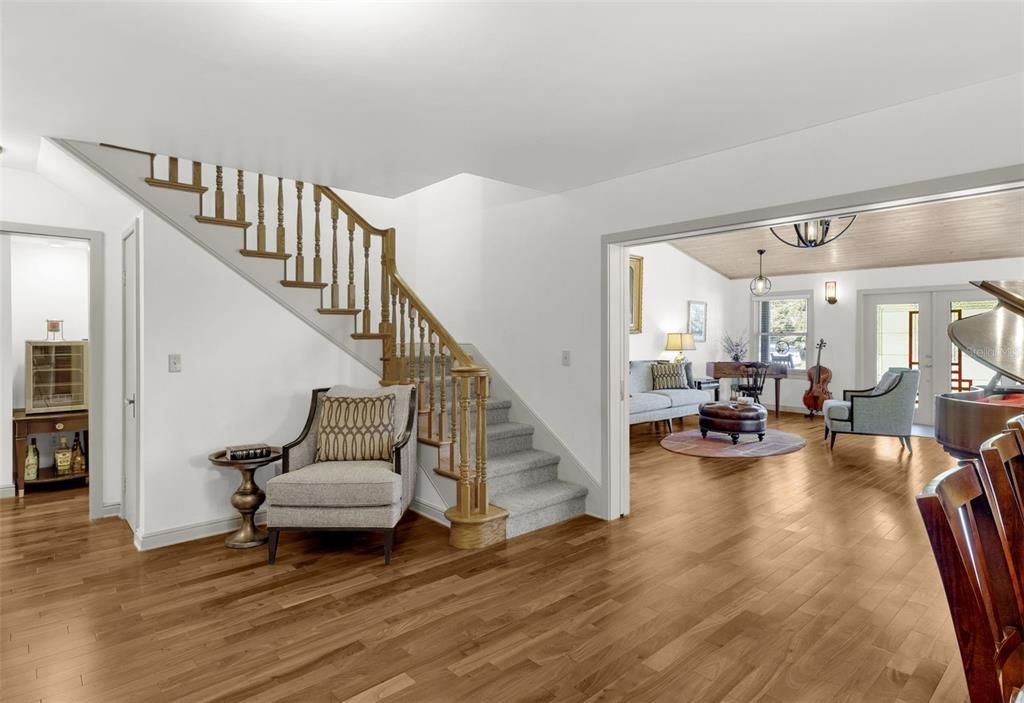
[660,429,806,458]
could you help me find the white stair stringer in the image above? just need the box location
[52,139,384,377]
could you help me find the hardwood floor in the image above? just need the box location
[1,413,967,702]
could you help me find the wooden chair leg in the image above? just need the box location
[824,425,830,440]
[383,529,394,565]
[267,527,280,564]
[830,432,838,450]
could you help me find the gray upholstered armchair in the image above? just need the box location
[266,384,417,564]
[823,368,920,451]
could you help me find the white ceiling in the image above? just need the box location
[669,189,1024,278]
[2,2,1022,197]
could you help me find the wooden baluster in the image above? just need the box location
[361,228,371,334]
[313,188,322,284]
[409,306,417,389]
[454,372,472,516]
[418,319,427,411]
[428,332,438,439]
[330,202,340,308]
[256,174,266,252]
[474,373,490,513]
[148,154,155,179]
[294,181,304,282]
[275,177,286,256]
[439,346,447,443]
[214,166,224,219]
[192,161,202,188]
[449,368,457,472]
[398,294,407,383]
[347,217,356,309]
[236,170,245,223]
[379,234,390,333]
[168,157,179,183]
[391,289,398,343]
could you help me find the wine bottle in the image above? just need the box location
[54,436,72,476]
[71,432,86,474]
[25,438,39,481]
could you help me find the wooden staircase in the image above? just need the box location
[130,147,508,548]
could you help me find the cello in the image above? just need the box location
[803,338,833,416]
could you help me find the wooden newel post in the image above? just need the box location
[455,371,473,517]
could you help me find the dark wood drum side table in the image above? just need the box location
[207,448,281,549]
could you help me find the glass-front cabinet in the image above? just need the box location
[25,341,89,414]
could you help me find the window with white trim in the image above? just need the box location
[754,293,811,371]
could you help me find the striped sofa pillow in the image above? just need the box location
[651,362,687,390]
[315,394,396,463]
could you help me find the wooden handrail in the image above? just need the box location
[314,185,387,236]
[388,272,475,368]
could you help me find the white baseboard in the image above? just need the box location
[135,509,267,551]
[410,498,450,527]
[98,502,120,518]
[0,483,15,499]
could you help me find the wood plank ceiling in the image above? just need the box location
[670,189,1024,279]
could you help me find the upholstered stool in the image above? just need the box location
[698,401,768,444]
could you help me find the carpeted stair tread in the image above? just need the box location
[486,449,561,478]
[492,479,587,515]
[479,422,534,441]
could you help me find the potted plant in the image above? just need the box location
[721,332,749,362]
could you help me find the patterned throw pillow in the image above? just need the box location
[651,362,687,390]
[315,394,396,463]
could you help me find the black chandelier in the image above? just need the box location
[750,249,772,297]
[769,215,856,249]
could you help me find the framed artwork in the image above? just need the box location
[687,300,707,343]
[628,255,643,334]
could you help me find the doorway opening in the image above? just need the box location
[602,172,1024,518]
[1,224,107,519]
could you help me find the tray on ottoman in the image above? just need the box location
[698,401,768,445]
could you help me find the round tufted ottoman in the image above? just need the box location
[698,401,768,445]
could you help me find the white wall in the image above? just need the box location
[390,74,1024,511]
[0,163,140,507]
[137,212,377,543]
[9,236,91,406]
[728,257,1024,412]
[0,237,11,495]
[627,242,730,371]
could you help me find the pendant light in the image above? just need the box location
[750,249,772,297]
[769,215,856,248]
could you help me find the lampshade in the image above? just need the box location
[825,280,838,305]
[665,332,696,352]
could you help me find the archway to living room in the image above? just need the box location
[602,167,1024,519]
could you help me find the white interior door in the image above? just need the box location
[122,228,139,531]
[862,291,934,425]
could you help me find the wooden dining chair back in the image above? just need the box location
[918,462,1024,702]
[736,362,769,405]
[980,429,1024,581]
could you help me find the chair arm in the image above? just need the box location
[843,387,877,401]
[391,387,418,475]
[282,387,329,473]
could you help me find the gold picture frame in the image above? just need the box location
[629,255,643,334]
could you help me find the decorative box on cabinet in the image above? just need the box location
[25,341,88,414]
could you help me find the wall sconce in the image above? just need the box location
[825,281,838,305]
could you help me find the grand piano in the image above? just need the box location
[705,361,792,417]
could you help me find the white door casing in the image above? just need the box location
[122,224,140,532]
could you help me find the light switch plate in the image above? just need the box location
[561,350,571,367]
[168,353,182,373]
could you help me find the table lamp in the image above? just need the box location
[665,332,696,363]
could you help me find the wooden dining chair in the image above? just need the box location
[918,462,1024,702]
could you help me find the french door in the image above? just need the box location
[861,286,999,426]
[862,292,934,425]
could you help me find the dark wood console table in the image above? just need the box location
[706,362,790,418]
[12,408,89,496]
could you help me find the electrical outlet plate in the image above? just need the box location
[561,350,571,366]
[168,354,182,373]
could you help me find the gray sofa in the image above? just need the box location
[629,360,712,428]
